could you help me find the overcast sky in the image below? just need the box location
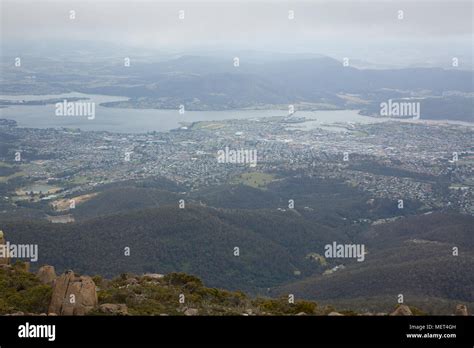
[1,0,472,66]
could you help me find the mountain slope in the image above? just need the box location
[4,205,342,292]
[276,213,474,312]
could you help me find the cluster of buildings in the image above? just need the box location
[1,116,472,214]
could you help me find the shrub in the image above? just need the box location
[164,273,203,288]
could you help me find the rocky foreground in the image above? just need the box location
[0,262,470,316]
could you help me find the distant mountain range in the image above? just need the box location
[3,52,473,121]
[92,56,474,111]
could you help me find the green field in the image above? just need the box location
[69,176,90,185]
[192,121,225,130]
[232,172,276,189]
[0,162,24,182]
[0,161,13,168]
[0,172,24,183]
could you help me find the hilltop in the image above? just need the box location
[1,263,469,317]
